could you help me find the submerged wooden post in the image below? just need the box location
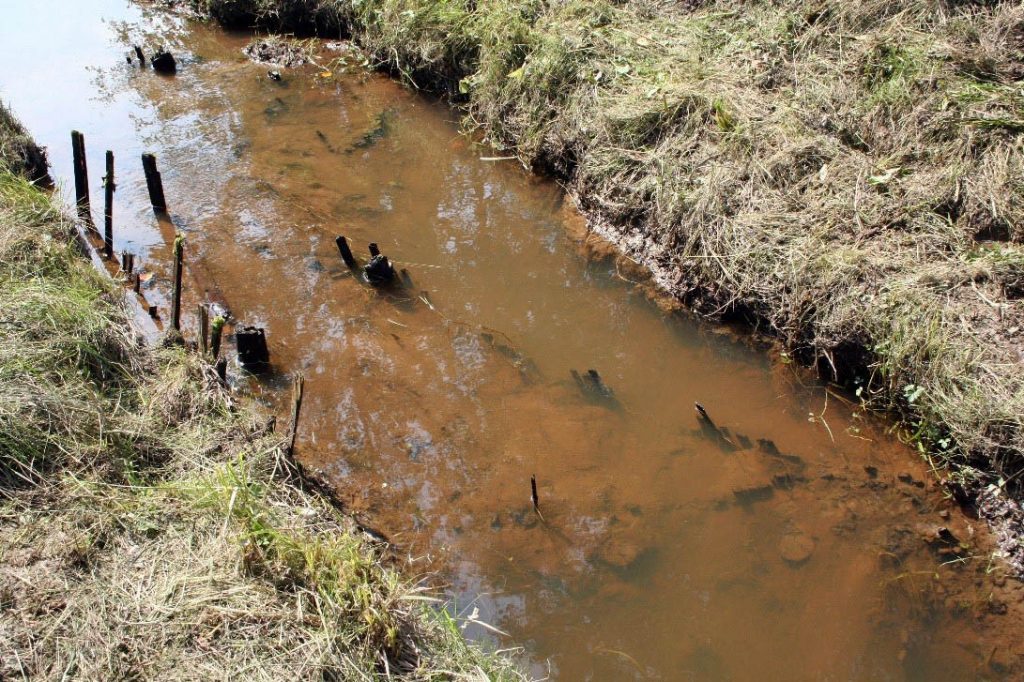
[368,242,381,257]
[288,374,304,458]
[236,326,270,371]
[335,235,356,267]
[171,235,184,331]
[197,303,209,356]
[70,131,91,218]
[103,150,115,258]
[141,152,167,213]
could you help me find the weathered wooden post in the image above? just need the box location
[70,131,90,218]
[288,374,304,458]
[141,153,167,213]
[150,50,177,74]
[236,326,269,371]
[103,150,115,258]
[171,235,184,331]
[211,315,225,360]
[197,303,209,356]
[335,235,357,267]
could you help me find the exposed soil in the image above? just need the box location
[243,37,311,68]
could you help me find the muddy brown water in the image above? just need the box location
[3,2,1024,679]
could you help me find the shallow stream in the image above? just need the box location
[3,2,1023,679]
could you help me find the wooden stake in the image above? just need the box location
[171,235,184,331]
[288,374,304,458]
[570,369,585,391]
[141,152,167,213]
[368,242,381,257]
[197,303,209,356]
[103,150,114,258]
[335,235,356,267]
[211,315,225,360]
[70,131,91,219]
[531,475,539,513]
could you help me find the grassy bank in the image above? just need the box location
[0,110,522,679]
[188,0,1024,479]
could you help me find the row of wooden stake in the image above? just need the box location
[70,131,312,477]
[71,129,177,327]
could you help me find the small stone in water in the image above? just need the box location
[779,533,815,565]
